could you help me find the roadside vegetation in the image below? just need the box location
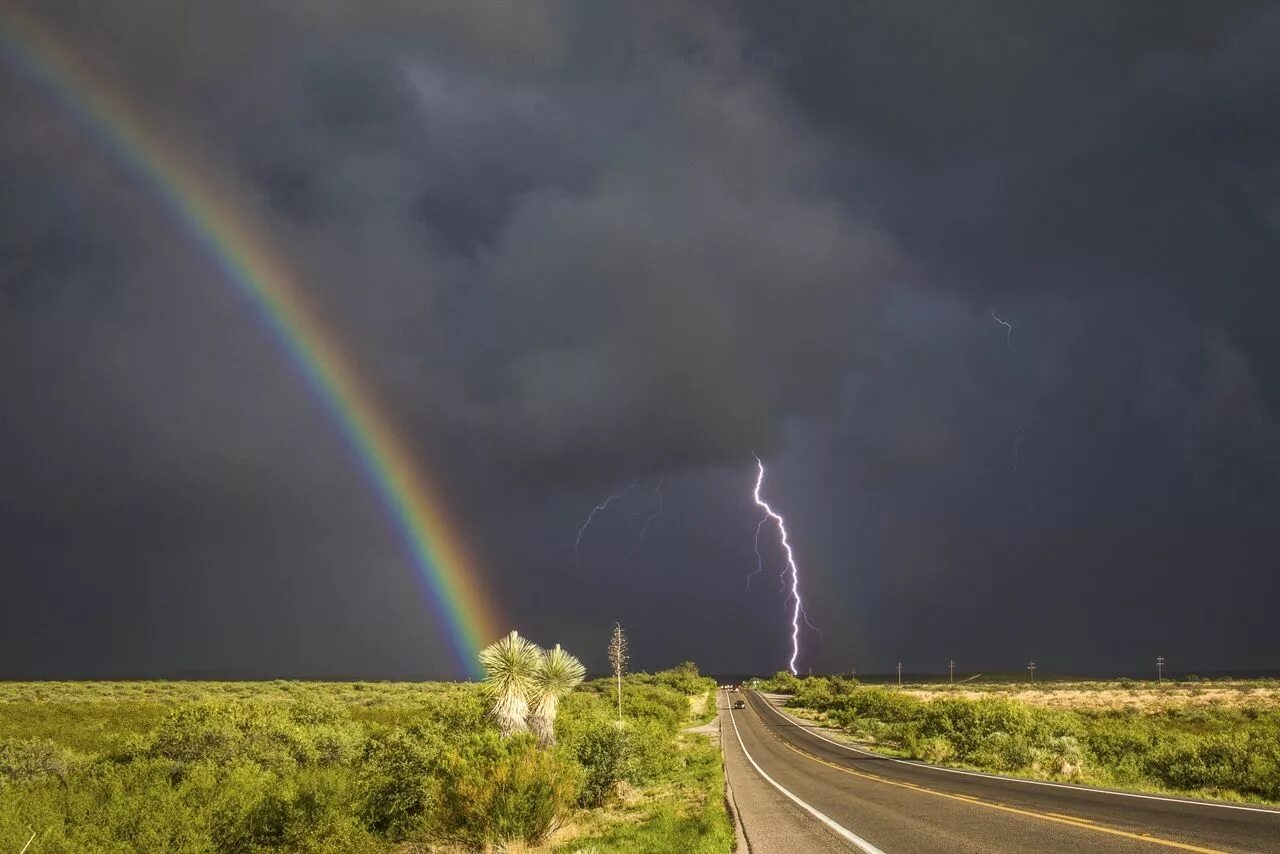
[0,656,730,852]
[759,672,1280,805]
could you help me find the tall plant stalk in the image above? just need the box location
[607,623,628,724]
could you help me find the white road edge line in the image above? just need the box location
[725,690,886,854]
[752,692,1280,816]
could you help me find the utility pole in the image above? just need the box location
[1156,656,1164,683]
[948,660,955,685]
[897,661,903,687]
[1026,661,1037,682]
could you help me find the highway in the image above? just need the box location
[720,689,1280,853]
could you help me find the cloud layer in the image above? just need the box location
[3,1,1279,676]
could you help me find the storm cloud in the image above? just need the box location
[2,1,1279,678]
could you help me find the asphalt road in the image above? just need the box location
[721,689,1280,853]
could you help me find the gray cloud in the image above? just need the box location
[3,0,1280,677]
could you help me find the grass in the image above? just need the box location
[0,669,733,852]
[759,673,1280,806]
[553,734,733,853]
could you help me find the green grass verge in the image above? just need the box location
[555,734,733,853]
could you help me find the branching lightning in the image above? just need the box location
[745,515,768,591]
[990,306,1014,345]
[628,476,665,558]
[752,456,808,675]
[573,479,636,571]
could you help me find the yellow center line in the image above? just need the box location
[746,700,1225,854]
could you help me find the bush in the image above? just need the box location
[918,698,1032,760]
[431,732,579,848]
[356,728,441,838]
[760,671,801,694]
[655,662,713,696]
[571,719,631,807]
[0,737,77,787]
[911,735,955,764]
[971,732,1035,772]
[146,702,361,772]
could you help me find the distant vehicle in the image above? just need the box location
[733,700,746,709]
[729,685,739,692]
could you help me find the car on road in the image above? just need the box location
[733,699,746,709]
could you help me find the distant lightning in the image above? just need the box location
[990,306,1014,345]
[745,515,768,591]
[628,476,665,558]
[752,456,808,675]
[573,479,636,571]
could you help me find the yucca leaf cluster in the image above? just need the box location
[478,631,585,744]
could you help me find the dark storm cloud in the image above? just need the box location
[3,0,1280,677]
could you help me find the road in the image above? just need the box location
[720,689,1280,853]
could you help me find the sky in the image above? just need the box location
[2,1,1279,679]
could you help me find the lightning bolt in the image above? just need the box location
[745,515,768,591]
[990,306,1014,345]
[628,476,665,558]
[752,456,808,675]
[573,479,637,571]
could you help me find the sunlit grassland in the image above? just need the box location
[760,672,1280,806]
[0,671,732,852]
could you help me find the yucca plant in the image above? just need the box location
[529,644,586,746]
[478,630,543,738]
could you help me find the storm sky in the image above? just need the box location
[3,1,1279,679]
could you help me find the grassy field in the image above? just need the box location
[0,668,731,852]
[760,672,1280,806]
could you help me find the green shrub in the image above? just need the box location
[0,737,77,787]
[760,671,801,694]
[145,702,363,773]
[971,732,1035,772]
[356,728,441,838]
[571,719,631,807]
[918,697,1032,760]
[655,662,713,696]
[431,732,579,848]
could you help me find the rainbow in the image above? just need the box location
[1,10,499,675]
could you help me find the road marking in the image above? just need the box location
[754,694,1280,816]
[724,691,886,854]
[744,694,1225,853]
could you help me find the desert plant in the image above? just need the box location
[529,644,586,747]
[608,624,629,723]
[478,631,543,738]
[432,732,580,848]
